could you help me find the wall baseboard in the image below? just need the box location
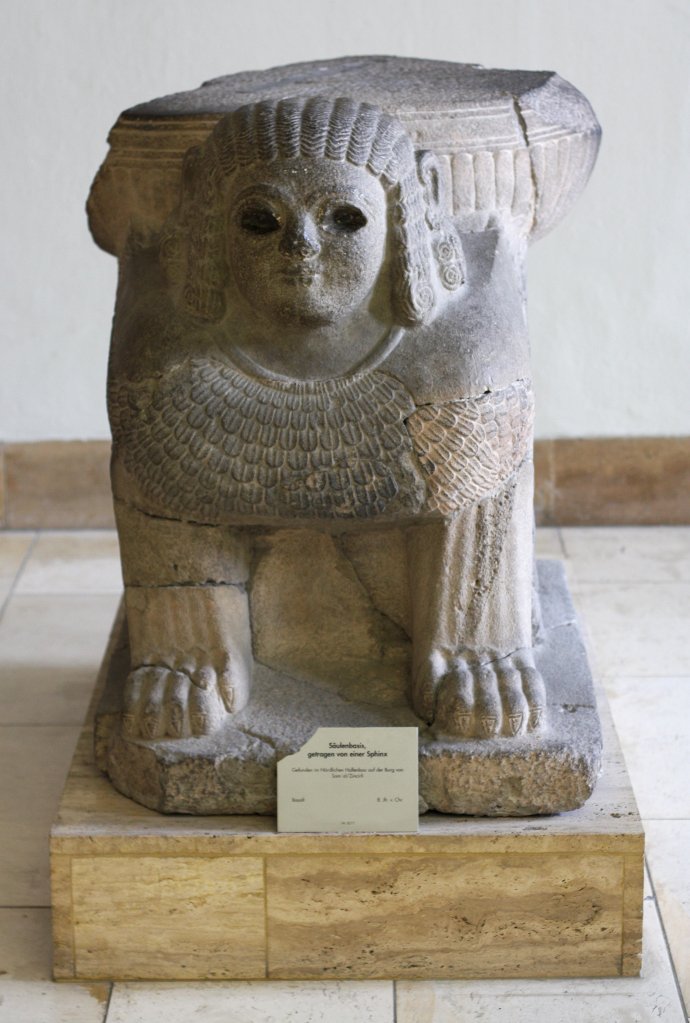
[1,441,115,530]
[534,437,690,526]
[0,437,688,529]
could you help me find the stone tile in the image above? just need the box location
[562,526,690,583]
[0,532,34,606]
[645,819,690,1008]
[398,988,685,1021]
[106,980,394,1022]
[15,531,122,594]
[0,594,121,724]
[395,878,686,1020]
[604,677,690,818]
[569,582,690,677]
[535,527,564,559]
[4,441,114,530]
[0,908,108,1022]
[0,725,81,905]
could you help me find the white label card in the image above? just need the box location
[277,727,419,834]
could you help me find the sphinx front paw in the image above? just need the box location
[122,656,249,740]
[433,649,546,738]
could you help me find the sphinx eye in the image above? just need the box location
[326,204,368,233]
[238,204,281,235]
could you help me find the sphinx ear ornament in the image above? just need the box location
[417,150,465,291]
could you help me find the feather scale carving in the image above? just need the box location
[110,355,533,522]
[406,381,534,513]
[109,356,424,521]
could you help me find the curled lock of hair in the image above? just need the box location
[416,150,465,293]
[160,96,464,326]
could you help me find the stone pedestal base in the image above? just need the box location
[51,612,642,981]
[94,562,602,816]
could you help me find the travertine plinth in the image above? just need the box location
[95,562,601,815]
[52,605,641,981]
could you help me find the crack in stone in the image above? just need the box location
[117,498,225,531]
[251,657,411,715]
[335,533,412,644]
[128,580,247,591]
[512,95,539,235]
[236,724,279,752]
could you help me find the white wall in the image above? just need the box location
[2,0,688,441]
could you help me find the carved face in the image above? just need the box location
[226,159,388,327]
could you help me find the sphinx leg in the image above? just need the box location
[408,458,545,736]
[114,500,253,739]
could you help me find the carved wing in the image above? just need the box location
[405,381,534,513]
[109,356,424,521]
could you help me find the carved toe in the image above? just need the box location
[435,659,474,735]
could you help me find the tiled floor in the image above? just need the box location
[0,527,688,1022]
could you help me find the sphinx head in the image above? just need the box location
[162,96,464,330]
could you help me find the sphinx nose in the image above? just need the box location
[280,216,320,258]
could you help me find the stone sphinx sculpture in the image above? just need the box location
[89,57,602,815]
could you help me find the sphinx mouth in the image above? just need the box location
[282,266,320,284]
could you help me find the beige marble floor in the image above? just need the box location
[0,527,688,1022]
